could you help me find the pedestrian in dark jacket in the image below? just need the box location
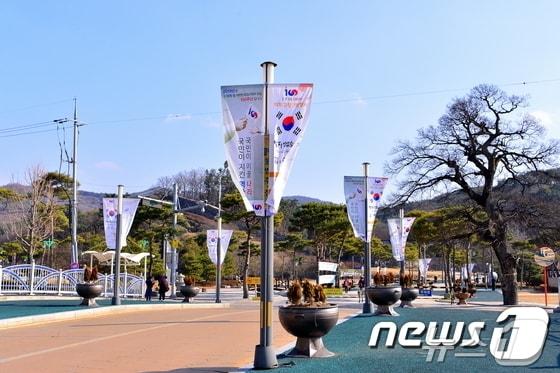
[158,275,169,301]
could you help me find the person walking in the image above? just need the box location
[158,275,169,301]
[145,274,154,302]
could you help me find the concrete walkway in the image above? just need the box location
[0,288,557,372]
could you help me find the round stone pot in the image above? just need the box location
[455,292,470,305]
[76,283,103,307]
[400,288,419,308]
[366,286,402,316]
[278,304,339,358]
[180,285,200,303]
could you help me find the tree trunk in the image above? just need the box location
[487,205,518,305]
[493,240,518,305]
[242,237,251,299]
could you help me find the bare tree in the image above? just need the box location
[386,84,559,305]
[2,166,59,263]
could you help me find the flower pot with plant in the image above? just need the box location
[399,274,419,308]
[278,280,339,358]
[366,272,402,316]
[455,287,470,305]
[180,276,200,303]
[76,265,103,307]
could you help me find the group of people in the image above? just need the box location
[342,276,365,293]
[144,274,170,301]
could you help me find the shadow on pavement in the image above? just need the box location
[142,368,243,373]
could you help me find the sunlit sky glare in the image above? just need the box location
[1,1,559,203]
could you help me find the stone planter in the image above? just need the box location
[180,285,200,303]
[399,288,419,308]
[455,292,470,305]
[278,304,339,358]
[366,286,402,316]
[76,283,103,307]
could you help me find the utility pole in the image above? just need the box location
[216,164,226,303]
[70,98,80,268]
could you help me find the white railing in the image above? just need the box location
[0,262,143,298]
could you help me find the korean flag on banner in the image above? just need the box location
[344,176,388,242]
[388,217,416,261]
[103,198,140,250]
[264,84,313,216]
[207,229,233,265]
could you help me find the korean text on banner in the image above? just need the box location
[221,84,313,216]
[103,198,140,250]
[207,229,233,265]
[344,176,388,242]
[388,217,416,261]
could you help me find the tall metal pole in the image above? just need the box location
[362,162,372,314]
[399,208,405,283]
[254,61,278,370]
[170,183,179,299]
[216,170,223,303]
[71,98,79,267]
[111,185,124,305]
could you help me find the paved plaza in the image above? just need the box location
[0,288,558,372]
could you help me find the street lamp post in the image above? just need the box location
[362,162,372,314]
[215,164,227,303]
[111,185,124,305]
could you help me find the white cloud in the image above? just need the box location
[164,113,192,122]
[530,110,554,128]
[94,161,120,171]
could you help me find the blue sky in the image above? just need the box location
[1,1,559,203]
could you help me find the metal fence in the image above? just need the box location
[0,262,144,297]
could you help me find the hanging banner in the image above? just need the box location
[388,217,416,261]
[103,198,140,250]
[207,229,233,265]
[318,261,338,272]
[461,263,476,279]
[221,83,313,216]
[344,176,388,242]
[418,258,432,278]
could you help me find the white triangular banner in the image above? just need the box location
[207,229,233,265]
[103,198,140,250]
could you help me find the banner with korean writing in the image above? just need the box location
[207,229,233,265]
[103,198,140,249]
[221,84,313,216]
[388,217,416,261]
[221,85,265,214]
[344,176,388,242]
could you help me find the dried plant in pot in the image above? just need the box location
[399,274,419,308]
[279,280,339,358]
[76,265,103,307]
[180,276,200,303]
[366,272,402,316]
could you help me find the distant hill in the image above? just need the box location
[284,195,328,204]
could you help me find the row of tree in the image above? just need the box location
[1,84,558,306]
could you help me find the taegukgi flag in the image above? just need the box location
[221,84,313,216]
[344,176,388,242]
[388,217,416,261]
[207,229,233,265]
[103,198,140,250]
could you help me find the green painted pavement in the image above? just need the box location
[276,306,560,372]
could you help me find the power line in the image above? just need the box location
[1,77,559,138]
